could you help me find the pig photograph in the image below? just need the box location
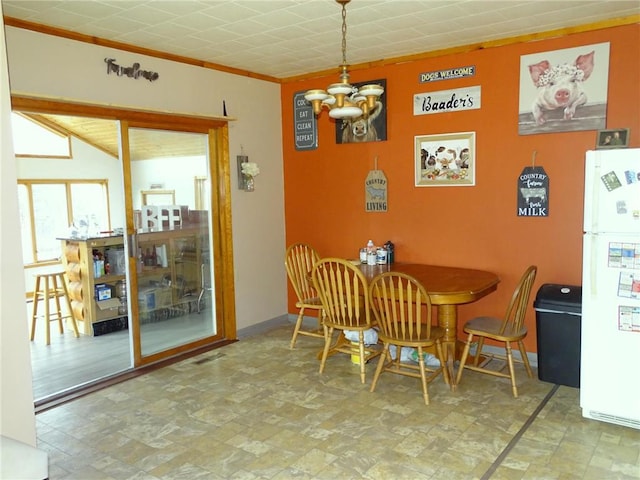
[518,42,609,135]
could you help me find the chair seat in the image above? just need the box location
[378,325,445,347]
[323,316,374,331]
[464,316,527,341]
[296,297,323,308]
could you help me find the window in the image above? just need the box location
[11,112,71,157]
[18,180,110,265]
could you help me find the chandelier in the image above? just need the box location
[304,0,384,120]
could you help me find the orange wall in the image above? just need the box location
[280,24,639,352]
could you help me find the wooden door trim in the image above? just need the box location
[12,95,237,367]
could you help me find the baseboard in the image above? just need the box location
[237,314,291,339]
[475,344,538,368]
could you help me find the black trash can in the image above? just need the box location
[533,284,582,388]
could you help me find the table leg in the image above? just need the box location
[437,304,458,388]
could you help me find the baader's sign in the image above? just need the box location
[419,65,475,83]
[413,86,481,116]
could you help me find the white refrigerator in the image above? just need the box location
[581,148,640,429]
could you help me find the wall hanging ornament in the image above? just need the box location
[365,156,387,212]
[517,151,549,217]
[237,147,260,192]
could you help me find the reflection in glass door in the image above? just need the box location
[124,126,216,360]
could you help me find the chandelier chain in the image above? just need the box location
[341,2,347,65]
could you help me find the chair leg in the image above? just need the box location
[358,331,366,384]
[473,337,485,366]
[30,275,41,342]
[43,278,51,346]
[59,274,79,338]
[370,343,389,393]
[318,326,333,374]
[456,333,473,386]
[518,340,533,378]
[505,342,518,398]
[417,347,430,405]
[51,275,65,334]
[290,308,306,349]
[435,340,451,388]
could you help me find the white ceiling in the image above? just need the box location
[3,0,639,80]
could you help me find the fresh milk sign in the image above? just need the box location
[414,86,481,116]
[517,166,549,217]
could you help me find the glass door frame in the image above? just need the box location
[13,96,237,368]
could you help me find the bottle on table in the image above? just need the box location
[366,240,377,265]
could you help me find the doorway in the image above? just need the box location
[14,96,237,401]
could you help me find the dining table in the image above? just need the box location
[358,262,500,376]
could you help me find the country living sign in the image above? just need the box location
[413,86,481,116]
[293,91,318,151]
[517,166,549,217]
[365,169,387,212]
[104,58,159,82]
[419,65,476,83]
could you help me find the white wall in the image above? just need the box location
[130,155,206,210]
[5,26,287,331]
[0,13,37,445]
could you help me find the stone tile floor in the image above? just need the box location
[36,325,640,479]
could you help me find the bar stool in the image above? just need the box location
[30,271,80,345]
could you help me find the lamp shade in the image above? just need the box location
[329,106,363,119]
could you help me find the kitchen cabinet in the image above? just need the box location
[59,235,127,336]
[59,226,208,334]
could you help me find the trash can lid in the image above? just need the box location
[534,283,582,315]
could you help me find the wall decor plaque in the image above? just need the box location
[293,91,317,151]
[365,168,387,212]
[517,165,549,217]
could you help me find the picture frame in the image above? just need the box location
[596,128,629,149]
[335,78,387,144]
[415,131,475,187]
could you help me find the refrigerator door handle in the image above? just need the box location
[588,234,599,296]
[590,157,601,233]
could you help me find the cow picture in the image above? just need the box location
[415,132,476,187]
[335,78,387,144]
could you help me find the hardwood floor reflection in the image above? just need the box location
[28,298,215,401]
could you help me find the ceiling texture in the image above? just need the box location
[3,1,640,81]
[4,1,639,159]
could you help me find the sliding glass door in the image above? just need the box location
[13,97,236,401]
[119,122,223,365]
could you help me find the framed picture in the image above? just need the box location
[335,79,387,144]
[415,131,475,187]
[518,42,610,135]
[596,128,629,149]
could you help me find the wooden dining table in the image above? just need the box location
[358,262,500,364]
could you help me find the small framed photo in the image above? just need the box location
[596,128,629,149]
[415,131,475,187]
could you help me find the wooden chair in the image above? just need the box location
[369,272,451,405]
[285,243,325,349]
[455,265,537,398]
[311,257,380,384]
